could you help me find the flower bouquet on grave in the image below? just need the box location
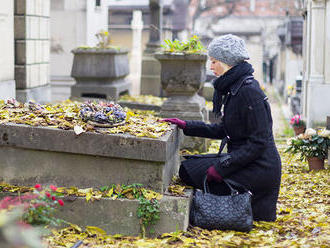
[290,115,306,136]
[79,101,127,127]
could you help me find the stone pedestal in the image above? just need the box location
[202,82,214,101]
[16,84,51,104]
[160,94,207,120]
[155,53,208,151]
[70,48,131,101]
[141,54,162,96]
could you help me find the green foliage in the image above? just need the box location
[99,183,161,237]
[76,30,121,50]
[23,187,63,226]
[286,128,330,161]
[137,198,160,238]
[95,30,112,48]
[161,35,206,54]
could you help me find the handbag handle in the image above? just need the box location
[203,177,252,196]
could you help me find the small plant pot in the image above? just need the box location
[293,126,305,136]
[307,157,325,171]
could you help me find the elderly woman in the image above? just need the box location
[163,34,281,222]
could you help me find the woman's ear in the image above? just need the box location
[219,61,232,74]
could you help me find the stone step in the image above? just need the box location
[0,123,181,192]
[57,192,192,237]
[0,191,192,237]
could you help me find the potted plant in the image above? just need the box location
[286,128,330,170]
[71,30,131,101]
[290,114,306,136]
[154,36,207,120]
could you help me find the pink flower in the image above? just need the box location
[52,196,56,201]
[45,192,51,198]
[58,199,64,206]
[34,184,41,190]
[49,185,57,192]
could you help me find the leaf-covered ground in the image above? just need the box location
[45,140,330,248]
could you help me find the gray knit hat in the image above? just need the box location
[208,34,250,66]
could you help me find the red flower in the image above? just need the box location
[58,199,64,206]
[45,192,51,198]
[52,196,56,201]
[34,184,41,190]
[50,185,57,192]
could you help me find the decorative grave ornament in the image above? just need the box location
[79,101,126,127]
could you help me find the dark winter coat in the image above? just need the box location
[181,62,281,221]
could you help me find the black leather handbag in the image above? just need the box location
[190,176,253,232]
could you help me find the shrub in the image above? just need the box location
[0,184,64,226]
[161,35,206,54]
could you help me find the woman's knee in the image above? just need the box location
[179,165,195,187]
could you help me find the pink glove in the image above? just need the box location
[207,166,223,182]
[160,118,186,129]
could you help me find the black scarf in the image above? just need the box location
[212,61,254,118]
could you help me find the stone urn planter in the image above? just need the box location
[71,48,131,101]
[307,157,325,171]
[154,53,207,120]
[155,52,208,152]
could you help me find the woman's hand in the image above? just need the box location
[160,118,186,129]
[206,166,223,182]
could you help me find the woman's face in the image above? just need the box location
[209,57,230,77]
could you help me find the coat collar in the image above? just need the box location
[229,75,254,96]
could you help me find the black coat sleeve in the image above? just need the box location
[183,120,227,139]
[216,87,272,177]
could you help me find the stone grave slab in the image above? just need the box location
[0,123,181,192]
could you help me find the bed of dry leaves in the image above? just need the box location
[0,100,171,138]
[43,140,329,248]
